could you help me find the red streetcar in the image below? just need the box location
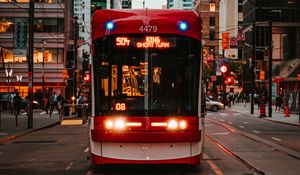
[89,9,205,166]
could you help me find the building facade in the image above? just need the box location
[243,0,300,112]
[0,0,73,98]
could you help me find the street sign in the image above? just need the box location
[230,37,237,47]
[237,33,245,41]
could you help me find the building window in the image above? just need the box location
[34,18,64,33]
[209,31,215,40]
[209,3,215,11]
[209,17,215,26]
[0,18,14,33]
[0,0,65,3]
[3,48,63,63]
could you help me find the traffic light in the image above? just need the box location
[83,71,90,83]
[222,32,229,50]
[225,76,234,85]
[63,69,69,80]
[220,65,228,75]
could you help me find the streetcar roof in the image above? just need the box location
[92,9,202,41]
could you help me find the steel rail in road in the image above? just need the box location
[207,118,300,161]
[205,133,266,175]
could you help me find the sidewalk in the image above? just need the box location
[0,110,60,143]
[228,102,300,126]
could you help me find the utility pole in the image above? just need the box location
[27,0,34,129]
[268,21,273,118]
[73,17,79,99]
[42,40,46,98]
[251,23,256,115]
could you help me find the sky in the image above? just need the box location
[132,0,167,9]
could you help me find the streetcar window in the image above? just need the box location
[93,35,201,116]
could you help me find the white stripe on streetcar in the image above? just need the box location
[272,137,282,142]
[253,130,260,134]
[84,147,89,153]
[65,162,74,170]
[238,125,244,128]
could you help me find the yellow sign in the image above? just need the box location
[260,71,265,80]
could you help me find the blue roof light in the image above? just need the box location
[106,21,114,30]
[179,21,188,31]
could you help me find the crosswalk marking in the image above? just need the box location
[253,130,260,134]
[272,137,282,142]
[233,113,242,116]
[219,113,228,116]
[211,132,230,136]
[238,125,244,128]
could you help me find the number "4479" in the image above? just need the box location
[139,25,158,32]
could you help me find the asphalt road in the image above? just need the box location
[1,110,300,175]
[207,109,300,153]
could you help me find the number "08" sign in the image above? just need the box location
[114,103,126,111]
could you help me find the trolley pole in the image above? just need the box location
[268,21,273,118]
[27,0,34,129]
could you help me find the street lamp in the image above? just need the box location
[16,75,23,93]
[5,65,13,93]
[42,40,46,98]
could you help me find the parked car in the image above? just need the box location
[205,97,224,111]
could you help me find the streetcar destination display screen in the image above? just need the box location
[115,36,177,48]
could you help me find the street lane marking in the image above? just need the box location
[204,153,224,175]
[211,132,229,135]
[227,122,232,125]
[238,125,244,128]
[233,113,242,116]
[243,121,249,124]
[84,147,89,153]
[65,162,74,170]
[219,113,228,116]
[272,137,282,142]
[253,130,260,134]
[0,152,3,155]
[220,119,224,122]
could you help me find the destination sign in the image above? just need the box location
[115,36,176,49]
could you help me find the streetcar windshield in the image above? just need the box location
[93,35,201,116]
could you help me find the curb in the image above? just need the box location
[0,121,60,144]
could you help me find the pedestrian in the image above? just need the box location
[13,92,22,116]
[76,92,84,117]
[275,95,283,112]
[9,92,16,115]
[49,92,57,116]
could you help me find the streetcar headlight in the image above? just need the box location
[105,120,114,129]
[115,119,126,130]
[179,120,187,129]
[167,120,178,129]
[179,21,188,31]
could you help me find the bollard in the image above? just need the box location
[259,103,266,118]
[285,106,290,117]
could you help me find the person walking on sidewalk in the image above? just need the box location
[13,92,21,116]
[49,92,58,117]
[275,95,283,112]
